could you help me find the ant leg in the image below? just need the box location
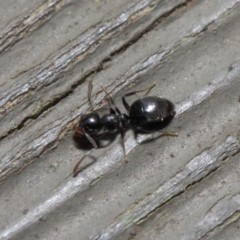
[119,123,127,162]
[72,150,94,177]
[122,96,130,112]
[122,83,156,111]
[110,107,116,114]
[136,127,178,137]
[101,85,122,115]
[88,79,93,110]
[158,131,178,137]
[73,155,86,177]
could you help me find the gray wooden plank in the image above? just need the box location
[0,0,240,239]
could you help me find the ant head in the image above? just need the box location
[79,112,102,135]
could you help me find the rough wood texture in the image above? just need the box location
[0,0,240,239]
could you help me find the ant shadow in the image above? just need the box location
[73,132,118,150]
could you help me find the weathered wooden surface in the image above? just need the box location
[0,0,240,239]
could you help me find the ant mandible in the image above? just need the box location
[72,80,178,176]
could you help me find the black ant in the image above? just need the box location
[73,80,177,176]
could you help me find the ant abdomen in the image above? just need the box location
[129,96,175,131]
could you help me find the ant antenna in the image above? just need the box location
[88,79,94,110]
